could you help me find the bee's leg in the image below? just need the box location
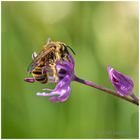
[41,66,46,74]
[65,55,70,62]
[42,66,53,75]
[55,50,61,60]
[50,63,58,83]
[53,64,57,83]
[24,77,36,83]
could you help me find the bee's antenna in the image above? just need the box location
[66,45,76,55]
[47,37,52,44]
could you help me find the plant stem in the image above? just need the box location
[73,76,139,106]
[130,93,139,103]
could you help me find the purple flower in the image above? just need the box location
[107,65,134,96]
[24,53,75,103]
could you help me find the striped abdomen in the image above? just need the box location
[32,66,48,84]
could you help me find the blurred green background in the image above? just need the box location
[2,1,138,138]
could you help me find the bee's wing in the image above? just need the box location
[27,61,38,73]
[27,47,55,73]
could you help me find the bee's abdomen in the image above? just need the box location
[32,71,42,75]
[35,75,48,84]
[32,66,48,84]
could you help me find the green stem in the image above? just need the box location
[73,76,139,106]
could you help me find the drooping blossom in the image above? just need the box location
[107,65,134,96]
[24,53,75,102]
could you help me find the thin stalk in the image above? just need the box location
[73,76,139,106]
[130,93,139,103]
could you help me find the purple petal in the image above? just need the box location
[49,86,71,102]
[36,92,59,96]
[56,61,73,72]
[48,97,61,102]
[68,53,75,65]
[36,75,72,102]
[24,78,35,83]
[107,65,134,96]
[56,60,74,80]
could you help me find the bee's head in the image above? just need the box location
[59,43,76,56]
[46,38,75,55]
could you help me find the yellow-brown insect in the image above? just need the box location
[27,39,75,84]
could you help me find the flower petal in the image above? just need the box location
[24,78,35,83]
[49,86,71,102]
[36,75,72,102]
[56,60,74,81]
[36,92,59,96]
[68,53,75,65]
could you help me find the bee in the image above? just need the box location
[27,38,75,84]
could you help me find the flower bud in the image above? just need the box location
[107,65,134,96]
